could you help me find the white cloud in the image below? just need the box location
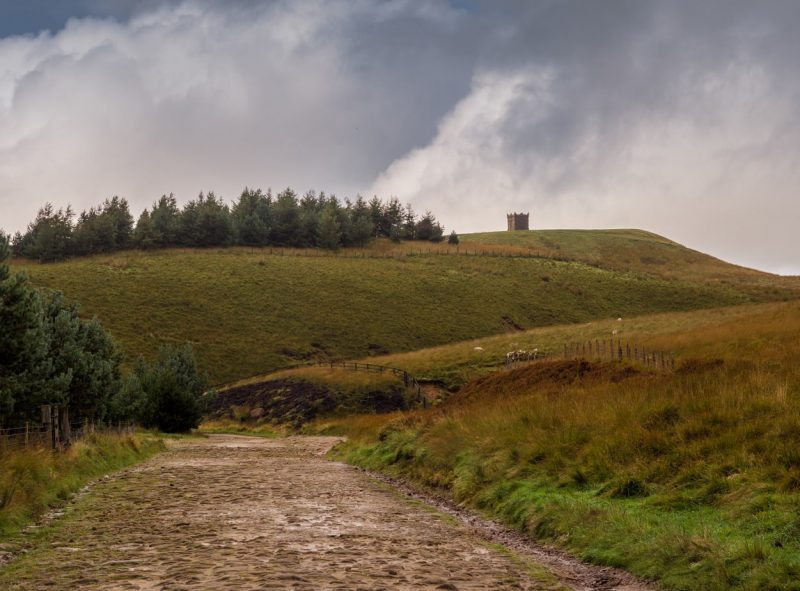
[371,57,800,274]
[0,0,465,232]
[1,1,799,275]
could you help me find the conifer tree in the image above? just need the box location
[318,206,342,250]
[0,235,47,423]
[133,209,157,249]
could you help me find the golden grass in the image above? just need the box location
[313,301,800,589]
[0,433,164,538]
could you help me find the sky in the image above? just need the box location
[0,0,798,275]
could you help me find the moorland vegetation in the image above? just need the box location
[301,300,800,590]
[5,219,800,589]
[11,230,799,384]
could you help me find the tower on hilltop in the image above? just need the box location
[506,212,530,231]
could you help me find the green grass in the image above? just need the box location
[311,301,800,590]
[463,229,800,289]
[197,421,283,438]
[11,234,799,384]
[0,433,164,538]
[257,300,796,391]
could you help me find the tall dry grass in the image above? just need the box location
[0,433,163,537]
[322,301,800,589]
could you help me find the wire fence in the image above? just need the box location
[562,339,675,370]
[311,360,423,401]
[502,340,675,371]
[0,405,135,453]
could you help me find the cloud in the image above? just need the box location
[0,0,473,234]
[371,1,800,274]
[1,0,799,274]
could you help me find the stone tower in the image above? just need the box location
[506,212,530,231]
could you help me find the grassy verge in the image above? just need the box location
[0,433,164,538]
[310,302,800,590]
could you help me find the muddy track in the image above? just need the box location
[366,473,655,591]
[0,435,654,590]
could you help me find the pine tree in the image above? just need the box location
[0,235,47,424]
[125,345,207,432]
[232,188,271,245]
[17,203,74,261]
[133,209,157,249]
[150,194,180,246]
[318,206,342,250]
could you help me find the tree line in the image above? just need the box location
[8,189,448,262]
[0,235,209,432]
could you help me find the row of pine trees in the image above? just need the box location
[9,189,447,262]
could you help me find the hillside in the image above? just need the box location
[462,229,797,288]
[252,300,794,392]
[11,233,799,384]
[309,299,800,590]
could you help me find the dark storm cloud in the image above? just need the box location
[0,1,798,273]
[375,0,800,273]
[0,0,165,36]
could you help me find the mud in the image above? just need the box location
[367,473,656,591]
[1,435,657,590]
[1,435,560,590]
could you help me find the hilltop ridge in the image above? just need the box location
[462,229,776,281]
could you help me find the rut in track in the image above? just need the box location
[0,435,647,590]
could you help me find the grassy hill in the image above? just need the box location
[308,300,800,590]
[462,229,797,288]
[251,300,793,392]
[11,233,799,384]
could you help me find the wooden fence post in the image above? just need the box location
[52,405,60,449]
[59,406,71,447]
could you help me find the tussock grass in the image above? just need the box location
[12,233,798,384]
[0,433,164,538]
[316,301,800,590]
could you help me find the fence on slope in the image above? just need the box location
[503,340,676,371]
